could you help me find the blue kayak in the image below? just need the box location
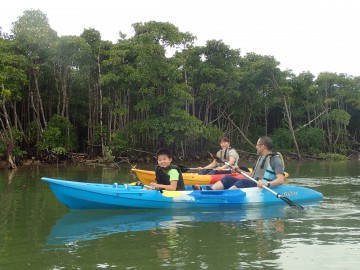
[41,177,323,209]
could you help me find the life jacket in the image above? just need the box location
[155,164,185,191]
[216,147,239,166]
[252,152,285,182]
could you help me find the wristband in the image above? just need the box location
[267,182,271,187]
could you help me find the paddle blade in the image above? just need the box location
[177,164,190,173]
[280,196,305,211]
[161,191,183,197]
[208,151,219,161]
[239,166,250,172]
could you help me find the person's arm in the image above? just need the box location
[151,181,178,191]
[257,173,285,188]
[197,159,217,171]
[218,156,236,170]
[257,157,285,187]
[219,149,239,170]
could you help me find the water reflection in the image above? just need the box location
[46,203,320,246]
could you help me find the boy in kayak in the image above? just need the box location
[196,136,285,190]
[197,137,239,175]
[149,147,185,191]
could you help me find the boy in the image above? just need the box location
[149,147,185,191]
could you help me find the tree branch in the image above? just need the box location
[295,108,329,132]
[223,111,256,148]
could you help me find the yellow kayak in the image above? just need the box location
[131,168,247,186]
[131,168,289,186]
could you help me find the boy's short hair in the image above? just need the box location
[219,136,230,143]
[156,147,172,158]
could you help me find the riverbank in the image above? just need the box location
[1,149,358,170]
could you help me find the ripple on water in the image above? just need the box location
[290,176,360,187]
[284,202,360,247]
[274,242,360,269]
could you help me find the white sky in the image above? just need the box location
[2,0,360,77]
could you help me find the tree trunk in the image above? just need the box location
[264,103,268,136]
[87,75,94,156]
[33,69,47,129]
[61,69,68,117]
[97,50,104,157]
[0,93,17,169]
[283,95,301,160]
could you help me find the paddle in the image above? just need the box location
[177,164,250,173]
[208,152,305,211]
[176,165,199,172]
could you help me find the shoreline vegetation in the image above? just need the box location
[1,148,358,170]
[1,10,360,170]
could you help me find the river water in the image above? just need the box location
[0,160,359,269]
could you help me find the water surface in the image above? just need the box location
[0,161,359,269]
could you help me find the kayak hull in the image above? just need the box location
[131,168,245,185]
[42,177,323,210]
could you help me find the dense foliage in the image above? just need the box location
[1,10,359,166]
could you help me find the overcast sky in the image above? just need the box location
[2,0,359,77]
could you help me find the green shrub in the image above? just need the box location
[271,127,328,154]
[271,128,293,151]
[25,121,38,145]
[110,130,128,150]
[318,153,347,161]
[332,143,348,155]
[38,115,77,153]
[296,127,326,154]
[0,128,26,159]
[103,146,115,162]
